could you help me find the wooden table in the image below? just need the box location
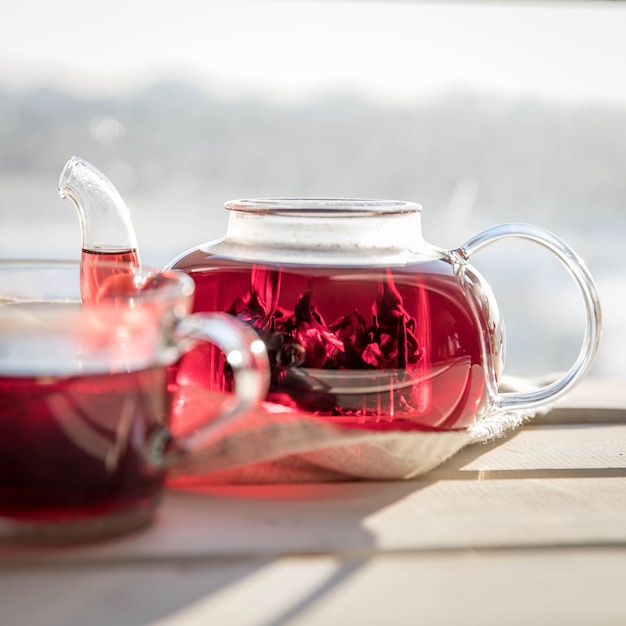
[1,379,625,626]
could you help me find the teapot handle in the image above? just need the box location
[457,223,602,412]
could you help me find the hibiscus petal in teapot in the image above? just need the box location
[59,156,602,432]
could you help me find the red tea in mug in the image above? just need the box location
[0,264,171,539]
[0,366,170,527]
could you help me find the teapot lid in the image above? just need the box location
[224,198,421,216]
[215,197,437,266]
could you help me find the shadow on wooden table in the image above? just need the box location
[0,476,430,626]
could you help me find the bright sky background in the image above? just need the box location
[1,0,626,106]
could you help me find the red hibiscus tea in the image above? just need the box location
[80,247,140,303]
[0,367,169,528]
[172,253,496,431]
[0,262,184,542]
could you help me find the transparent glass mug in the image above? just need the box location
[0,260,269,543]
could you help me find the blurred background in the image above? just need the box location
[0,0,624,379]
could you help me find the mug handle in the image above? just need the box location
[456,223,602,412]
[145,312,270,467]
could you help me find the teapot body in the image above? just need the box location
[169,199,504,430]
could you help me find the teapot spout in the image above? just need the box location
[59,156,140,264]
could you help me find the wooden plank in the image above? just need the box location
[535,378,626,424]
[2,449,625,561]
[2,549,626,626]
[442,422,626,473]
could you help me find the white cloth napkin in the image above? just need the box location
[168,377,550,485]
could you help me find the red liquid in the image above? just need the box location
[0,366,169,523]
[172,253,497,430]
[80,248,140,304]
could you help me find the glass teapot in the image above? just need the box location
[59,156,602,431]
